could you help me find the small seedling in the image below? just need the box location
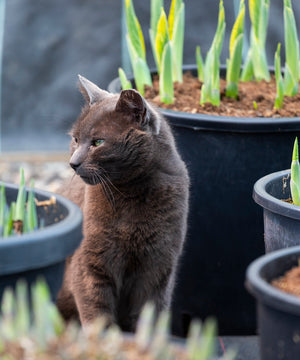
[290,137,300,206]
[283,0,300,96]
[241,0,270,82]
[225,0,245,99]
[274,43,284,110]
[200,0,226,106]
[0,168,39,237]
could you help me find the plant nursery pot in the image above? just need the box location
[253,169,300,253]
[0,183,83,301]
[108,65,300,336]
[246,245,300,360]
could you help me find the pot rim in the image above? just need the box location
[252,169,300,220]
[246,245,300,316]
[0,183,83,274]
[107,64,300,133]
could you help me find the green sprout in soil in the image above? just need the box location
[241,0,270,82]
[225,0,245,99]
[274,43,284,110]
[124,0,152,95]
[290,137,300,206]
[0,168,38,237]
[120,0,300,110]
[283,0,300,97]
[200,0,226,107]
[121,0,185,104]
[0,280,235,360]
[118,67,133,90]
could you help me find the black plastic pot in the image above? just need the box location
[0,183,83,301]
[108,65,300,336]
[246,245,300,360]
[253,169,300,253]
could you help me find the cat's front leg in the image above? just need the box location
[71,257,117,327]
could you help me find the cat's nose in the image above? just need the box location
[70,161,81,171]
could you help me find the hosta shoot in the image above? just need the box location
[283,0,299,97]
[125,0,152,95]
[200,0,226,106]
[240,0,270,82]
[291,137,300,206]
[274,43,284,110]
[225,0,245,99]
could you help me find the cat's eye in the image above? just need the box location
[92,139,104,147]
[74,137,78,143]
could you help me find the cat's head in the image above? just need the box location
[69,75,161,186]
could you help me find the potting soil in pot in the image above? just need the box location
[272,263,300,297]
[144,72,300,118]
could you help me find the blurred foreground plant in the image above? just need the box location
[0,280,235,360]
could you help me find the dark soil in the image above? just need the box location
[144,72,300,118]
[272,264,300,297]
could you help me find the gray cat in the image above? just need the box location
[56,76,189,332]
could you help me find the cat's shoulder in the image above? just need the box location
[57,175,85,208]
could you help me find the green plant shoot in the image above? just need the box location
[291,137,300,206]
[0,183,6,229]
[14,167,26,224]
[196,45,204,82]
[0,169,40,237]
[225,0,245,99]
[187,318,217,360]
[155,8,170,73]
[169,0,185,83]
[150,0,184,83]
[283,0,300,96]
[118,67,132,90]
[200,0,225,106]
[274,43,284,110]
[241,0,270,82]
[125,0,145,61]
[26,179,38,233]
[125,0,152,95]
[160,41,174,104]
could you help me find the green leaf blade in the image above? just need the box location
[155,8,169,73]
[291,138,300,206]
[159,41,174,104]
[125,0,146,60]
[170,3,184,83]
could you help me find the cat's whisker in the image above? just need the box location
[97,171,125,198]
[87,167,116,211]
[97,174,116,211]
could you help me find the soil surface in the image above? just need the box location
[144,72,300,118]
[272,264,300,297]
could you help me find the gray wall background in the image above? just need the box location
[1,0,300,151]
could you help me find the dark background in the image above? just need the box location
[1,0,300,151]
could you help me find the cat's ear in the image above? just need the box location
[78,75,111,105]
[115,89,161,135]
